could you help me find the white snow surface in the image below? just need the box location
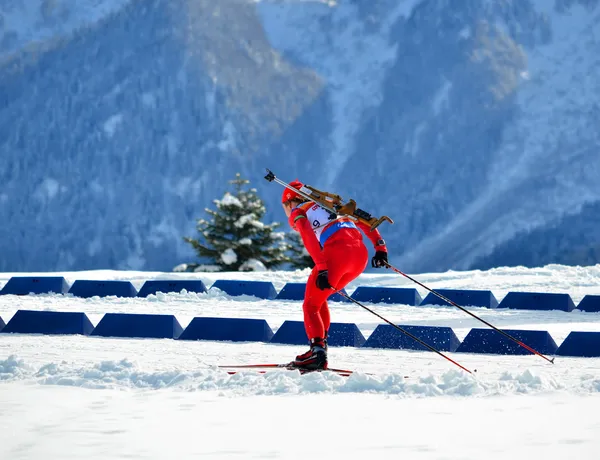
[1,264,600,459]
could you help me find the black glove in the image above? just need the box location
[315,270,331,290]
[371,251,388,268]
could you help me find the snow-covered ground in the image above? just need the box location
[1,264,600,459]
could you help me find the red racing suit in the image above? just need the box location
[289,201,387,340]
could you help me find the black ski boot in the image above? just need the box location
[292,337,328,371]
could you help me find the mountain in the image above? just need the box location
[1,0,599,273]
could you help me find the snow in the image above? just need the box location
[431,78,452,115]
[0,0,131,60]
[220,248,238,265]
[1,264,600,459]
[34,177,60,201]
[217,120,237,152]
[141,92,156,108]
[235,214,257,227]
[102,113,123,137]
[459,26,471,39]
[405,121,427,156]
[218,193,243,208]
[398,3,600,271]
[239,259,268,272]
[257,0,421,188]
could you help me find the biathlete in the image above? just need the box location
[281,180,388,370]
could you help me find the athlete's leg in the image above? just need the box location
[302,268,331,340]
[319,300,330,335]
[302,240,367,340]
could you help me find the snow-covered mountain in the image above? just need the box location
[1,0,599,272]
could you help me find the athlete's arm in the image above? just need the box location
[355,220,387,253]
[289,208,327,269]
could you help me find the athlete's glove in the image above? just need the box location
[371,251,388,268]
[315,270,331,290]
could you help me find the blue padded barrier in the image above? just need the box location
[1,310,94,335]
[0,315,5,332]
[456,328,558,355]
[275,283,307,301]
[328,322,366,347]
[575,296,600,313]
[421,289,498,308]
[362,324,461,352]
[68,280,138,298]
[269,321,308,345]
[351,286,422,305]
[0,276,70,295]
[329,289,351,302]
[178,317,273,342]
[91,313,183,339]
[270,320,366,347]
[211,280,277,299]
[556,332,600,357]
[274,282,349,302]
[137,280,207,297]
[497,292,575,312]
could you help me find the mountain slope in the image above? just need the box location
[1,0,599,272]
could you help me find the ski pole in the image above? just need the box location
[334,289,474,375]
[383,261,555,364]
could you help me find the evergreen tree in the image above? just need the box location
[184,173,289,271]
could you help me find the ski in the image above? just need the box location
[218,363,355,377]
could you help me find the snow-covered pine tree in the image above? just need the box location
[183,173,289,271]
[286,232,315,269]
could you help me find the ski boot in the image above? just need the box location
[291,337,328,371]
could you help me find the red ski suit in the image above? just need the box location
[289,201,387,340]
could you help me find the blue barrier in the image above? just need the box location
[69,280,138,298]
[575,296,600,313]
[211,280,277,299]
[0,276,70,295]
[498,292,575,312]
[270,320,366,347]
[362,324,461,352]
[91,313,183,339]
[178,317,273,342]
[421,289,498,308]
[351,286,422,305]
[0,310,94,335]
[556,332,600,357]
[256,320,305,345]
[0,315,5,332]
[328,322,366,347]
[456,328,558,355]
[137,280,207,297]
[274,282,349,302]
[275,283,308,301]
